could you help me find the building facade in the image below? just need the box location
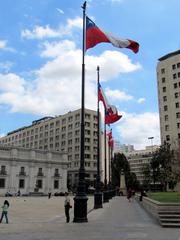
[0,109,100,188]
[126,146,159,185]
[157,50,180,162]
[0,146,68,196]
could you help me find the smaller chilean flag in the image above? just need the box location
[86,16,139,54]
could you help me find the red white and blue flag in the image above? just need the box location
[107,129,114,148]
[86,16,139,54]
[98,83,122,124]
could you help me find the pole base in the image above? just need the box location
[73,195,88,223]
[94,191,103,209]
[103,190,109,203]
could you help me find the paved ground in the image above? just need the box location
[0,195,180,240]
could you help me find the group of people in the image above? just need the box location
[0,192,72,224]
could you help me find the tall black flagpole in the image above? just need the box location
[94,66,103,209]
[103,114,109,202]
[73,1,88,223]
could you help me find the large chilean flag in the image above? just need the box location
[86,16,139,54]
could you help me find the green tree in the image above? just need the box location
[151,141,176,191]
[112,153,139,190]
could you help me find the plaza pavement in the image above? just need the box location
[0,195,180,240]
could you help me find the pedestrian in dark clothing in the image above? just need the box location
[48,192,51,199]
[64,192,71,223]
[0,200,9,224]
[127,188,132,202]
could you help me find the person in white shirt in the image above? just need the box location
[64,192,71,223]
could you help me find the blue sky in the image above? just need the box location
[0,0,179,149]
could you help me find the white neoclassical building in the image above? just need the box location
[0,146,68,196]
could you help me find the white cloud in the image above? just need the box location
[0,40,15,52]
[0,61,14,72]
[116,112,160,150]
[57,8,64,14]
[0,43,140,116]
[137,98,145,103]
[0,40,7,49]
[21,25,60,39]
[105,88,133,101]
[40,40,76,58]
[21,16,82,39]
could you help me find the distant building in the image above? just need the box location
[0,146,68,196]
[126,145,159,184]
[114,143,134,154]
[0,108,104,187]
[157,50,180,163]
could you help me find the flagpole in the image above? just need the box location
[94,66,103,209]
[103,115,109,202]
[73,1,88,223]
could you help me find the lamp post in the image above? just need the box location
[94,66,103,209]
[148,136,154,152]
[73,1,88,223]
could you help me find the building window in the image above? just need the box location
[37,168,43,176]
[177,63,180,68]
[178,72,180,78]
[176,112,180,118]
[178,133,180,139]
[19,167,26,176]
[174,83,178,89]
[165,125,169,131]
[161,68,165,74]
[54,180,59,189]
[54,169,59,177]
[166,135,170,141]
[164,115,168,121]
[175,92,179,98]
[172,64,176,70]
[162,87,166,92]
[0,166,7,175]
[164,105,168,111]
[19,179,25,189]
[175,102,180,108]
[0,178,5,188]
[173,73,177,79]
[177,123,180,129]
[36,179,43,189]
[163,96,167,101]
[62,118,66,125]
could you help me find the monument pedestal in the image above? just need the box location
[119,173,126,196]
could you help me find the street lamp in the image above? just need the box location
[73,1,88,223]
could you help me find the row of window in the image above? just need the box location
[161,63,180,74]
[0,166,61,177]
[0,178,60,189]
[164,122,180,131]
[0,123,98,144]
[68,154,97,161]
[162,92,180,102]
[165,133,180,142]
[163,102,180,111]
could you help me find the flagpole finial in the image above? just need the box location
[82,1,86,10]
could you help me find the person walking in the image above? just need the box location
[0,200,9,224]
[127,188,132,202]
[64,192,71,223]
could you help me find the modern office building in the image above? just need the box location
[0,145,68,196]
[157,50,180,163]
[126,146,159,184]
[0,109,100,188]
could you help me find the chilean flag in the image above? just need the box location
[98,83,122,124]
[98,83,108,109]
[105,105,122,125]
[86,16,139,54]
[107,129,114,148]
